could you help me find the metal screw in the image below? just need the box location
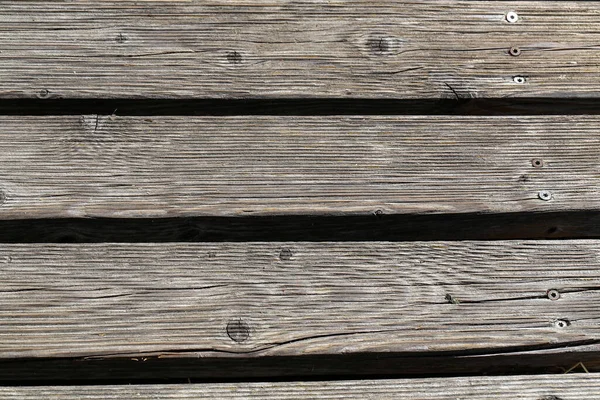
[37,89,50,99]
[554,319,570,329]
[509,47,521,56]
[513,76,526,84]
[531,158,543,167]
[547,289,560,301]
[538,190,552,201]
[506,11,519,23]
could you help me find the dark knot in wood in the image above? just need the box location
[279,248,293,261]
[227,51,243,64]
[227,319,250,343]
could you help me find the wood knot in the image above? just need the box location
[37,89,50,99]
[366,37,397,56]
[279,248,293,261]
[227,319,250,343]
[115,33,128,43]
[227,51,243,64]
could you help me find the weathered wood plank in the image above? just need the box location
[0,115,598,219]
[0,241,599,361]
[3,1,600,99]
[0,375,597,399]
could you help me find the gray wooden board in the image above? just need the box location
[0,241,600,360]
[0,115,598,219]
[0,375,597,399]
[3,1,600,99]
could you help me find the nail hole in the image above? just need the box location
[279,248,293,261]
[227,51,243,64]
[538,190,552,201]
[506,11,519,23]
[227,319,250,343]
[513,76,526,84]
[554,319,570,329]
[547,289,560,301]
[532,158,544,167]
[374,209,384,216]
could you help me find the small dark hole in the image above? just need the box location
[547,226,558,234]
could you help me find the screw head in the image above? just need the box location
[506,11,519,23]
[554,319,570,329]
[531,158,543,167]
[509,47,522,56]
[547,289,560,301]
[538,190,552,201]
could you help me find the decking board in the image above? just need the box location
[0,375,596,399]
[0,241,599,360]
[3,1,600,99]
[0,115,598,219]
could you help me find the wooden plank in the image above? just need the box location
[2,1,600,99]
[0,115,598,219]
[0,375,598,399]
[0,241,599,361]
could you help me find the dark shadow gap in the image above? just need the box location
[4,98,600,116]
[0,350,598,385]
[0,211,598,243]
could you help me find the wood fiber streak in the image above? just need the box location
[3,1,600,99]
[0,375,597,399]
[0,115,598,218]
[0,241,599,359]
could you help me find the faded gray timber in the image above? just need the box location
[0,115,598,218]
[0,241,599,359]
[0,374,597,399]
[2,1,600,99]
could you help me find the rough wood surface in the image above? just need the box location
[3,1,600,99]
[0,375,597,399]
[0,115,598,219]
[0,241,599,360]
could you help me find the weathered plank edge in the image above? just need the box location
[0,374,597,399]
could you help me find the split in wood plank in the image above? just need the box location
[0,241,599,360]
[0,374,597,399]
[2,1,600,99]
[0,115,598,219]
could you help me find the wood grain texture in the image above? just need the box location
[3,1,600,99]
[0,115,598,219]
[0,375,597,399]
[0,241,600,360]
